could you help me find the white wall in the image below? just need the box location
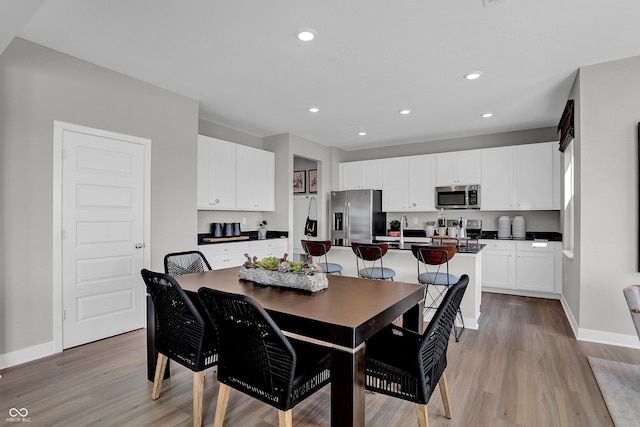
[571,55,640,344]
[0,38,199,356]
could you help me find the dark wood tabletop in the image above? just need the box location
[150,266,424,427]
[175,266,424,349]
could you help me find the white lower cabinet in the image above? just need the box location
[480,240,560,295]
[515,241,556,293]
[250,239,288,260]
[199,241,251,270]
[480,240,516,290]
[199,238,289,270]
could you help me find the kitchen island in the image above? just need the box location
[328,243,483,330]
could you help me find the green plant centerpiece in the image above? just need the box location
[239,253,328,292]
[389,219,401,231]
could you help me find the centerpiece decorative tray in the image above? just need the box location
[239,253,328,292]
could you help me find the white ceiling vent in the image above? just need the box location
[338,126,362,134]
[483,0,507,7]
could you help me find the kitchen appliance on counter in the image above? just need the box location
[330,189,386,246]
[465,219,482,239]
[435,184,480,209]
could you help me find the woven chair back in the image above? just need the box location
[141,269,214,371]
[164,251,212,276]
[197,288,298,409]
[418,274,468,381]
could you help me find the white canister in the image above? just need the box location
[425,225,435,237]
[497,216,511,239]
[512,216,526,239]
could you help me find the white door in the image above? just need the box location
[60,125,148,349]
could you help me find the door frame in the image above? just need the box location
[52,120,151,353]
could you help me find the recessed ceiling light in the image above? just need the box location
[482,112,493,118]
[464,71,483,80]
[308,107,319,113]
[358,131,367,136]
[297,29,316,42]
[399,109,411,115]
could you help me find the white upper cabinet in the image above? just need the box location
[197,135,274,211]
[481,146,516,210]
[436,150,481,186]
[197,135,236,210]
[382,157,407,210]
[236,144,275,211]
[382,155,436,211]
[340,159,382,190]
[481,142,560,211]
[515,142,560,210]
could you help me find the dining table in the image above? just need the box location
[145,266,424,427]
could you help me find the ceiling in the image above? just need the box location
[4,0,640,150]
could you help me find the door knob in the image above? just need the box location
[135,243,145,249]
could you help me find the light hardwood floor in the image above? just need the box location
[2,292,639,426]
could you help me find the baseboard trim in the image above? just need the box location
[0,341,56,370]
[577,327,640,349]
[560,294,640,349]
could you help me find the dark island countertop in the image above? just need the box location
[370,241,485,254]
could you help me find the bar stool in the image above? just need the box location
[301,240,343,275]
[352,242,395,281]
[411,244,464,341]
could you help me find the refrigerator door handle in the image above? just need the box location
[344,201,350,244]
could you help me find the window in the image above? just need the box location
[562,139,574,258]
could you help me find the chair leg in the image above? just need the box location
[415,403,429,427]
[278,409,293,427]
[213,383,231,427]
[152,353,168,400]
[193,370,205,427]
[438,373,453,419]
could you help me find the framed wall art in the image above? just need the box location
[308,169,318,193]
[293,170,306,193]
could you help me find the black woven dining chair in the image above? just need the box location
[365,274,469,427]
[141,269,218,427]
[164,250,212,276]
[197,288,332,427]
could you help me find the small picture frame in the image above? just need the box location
[293,170,306,193]
[308,169,318,193]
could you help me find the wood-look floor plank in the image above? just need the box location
[1,292,639,426]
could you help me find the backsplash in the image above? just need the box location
[197,211,264,233]
[385,210,561,232]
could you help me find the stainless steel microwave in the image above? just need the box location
[435,185,481,209]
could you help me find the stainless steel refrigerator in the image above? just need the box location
[330,189,386,246]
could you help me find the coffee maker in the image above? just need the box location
[465,219,482,240]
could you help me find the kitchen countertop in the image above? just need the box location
[380,242,485,254]
[479,231,562,241]
[198,231,288,245]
